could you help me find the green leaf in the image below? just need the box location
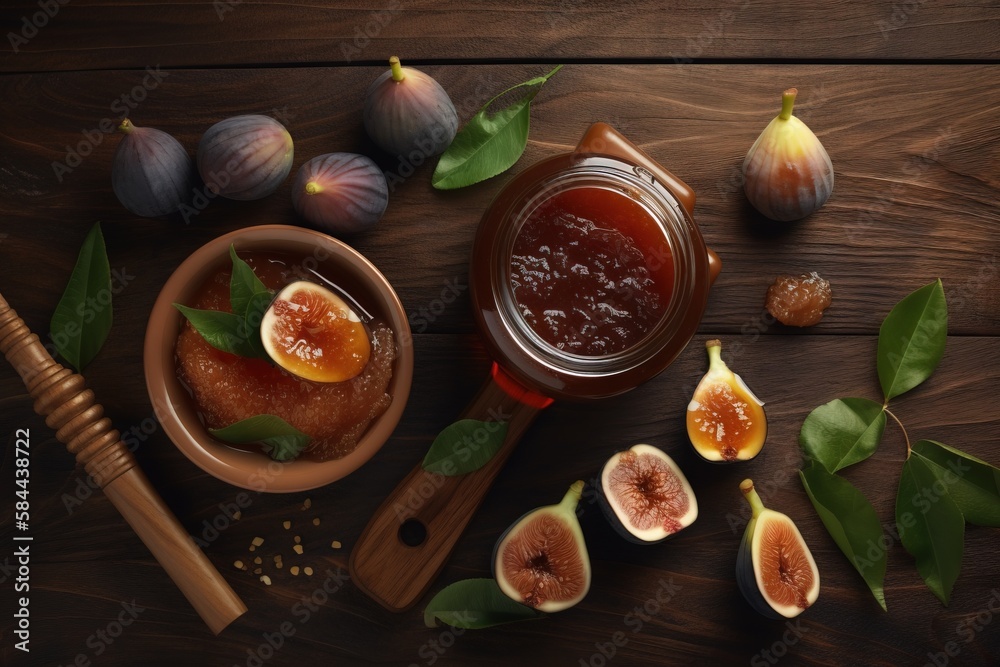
[49,223,113,371]
[209,414,311,462]
[243,290,274,360]
[896,453,964,605]
[912,440,1000,527]
[799,462,887,610]
[878,279,947,401]
[422,419,509,476]
[799,398,886,472]
[229,245,270,318]
[174,303,259,358]
[424,579,545,629]
[432,65,562,190]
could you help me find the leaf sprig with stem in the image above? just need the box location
[798,279,1000,610]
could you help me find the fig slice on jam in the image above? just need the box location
[598,444,698,543]
[259,280,371,383]
[493,481,591,613]
[687,339,767,463]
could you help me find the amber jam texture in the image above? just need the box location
[510,186,674,356]
[175,251,395,462]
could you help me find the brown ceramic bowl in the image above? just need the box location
[144,225,413,492]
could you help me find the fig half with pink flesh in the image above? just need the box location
[598,444,698,543]
[492,481,591,613]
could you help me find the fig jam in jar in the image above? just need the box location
[471,123,720,401]
[510,186,675,356]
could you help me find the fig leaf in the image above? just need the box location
[423,419,508,476]
[912,440,1000,527]
[896,452,964,605]
[173,304,261,359]
[229,244,270,318]
[432,65,562,190]
[799,462,886,610]
[209,414,310,462]
[799,397,886,473]
[877,279,947,401]
[424,579,545,629]
[49,222,113,371]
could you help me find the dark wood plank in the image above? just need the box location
[0,64,997,336]
[2,0,999,73]
[1,334,999,666]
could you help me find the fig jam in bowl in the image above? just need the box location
[144,225,413,492]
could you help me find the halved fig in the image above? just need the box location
[493,481,591,612]
[736,479,820,619]
[598,444,698,543]
[259,280,371,383]
[687,339,767,462]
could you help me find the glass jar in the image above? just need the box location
[470,122,720,400]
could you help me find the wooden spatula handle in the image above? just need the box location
[350,363,551,612]
[0,293,247,635]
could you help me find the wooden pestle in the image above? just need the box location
[0,293,246,635]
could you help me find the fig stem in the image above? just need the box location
[559,480,585,514]
[389,56,405,83]
[779,89,797,120]
[884,408,911,459]
[705,339,724,371]
[304,181,323,195]
[740,479,765,518]
[118,118,134,135]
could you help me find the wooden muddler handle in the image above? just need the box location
[0,293,246,635]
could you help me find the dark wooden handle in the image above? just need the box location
[0,293,247,635]
[350,364,549,612]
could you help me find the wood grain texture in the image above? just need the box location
[1,0,999,72]
[0,55,999,666]
[0,65,997,336]
[1,335,999,665]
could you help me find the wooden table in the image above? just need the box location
[2,2,999,665]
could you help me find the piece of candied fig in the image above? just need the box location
[687,339,767,463]
[112,119,196,217]
[765,271,832,327]
[292,153,388,235]
[737,479,820,619]
[597,444,698,543]
[259,280,371,383]
[492,481,591,612]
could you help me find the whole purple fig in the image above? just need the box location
[292,153,388,235]
[111,119,195,217]
[197,114,294,201]
[363,56,458,158]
